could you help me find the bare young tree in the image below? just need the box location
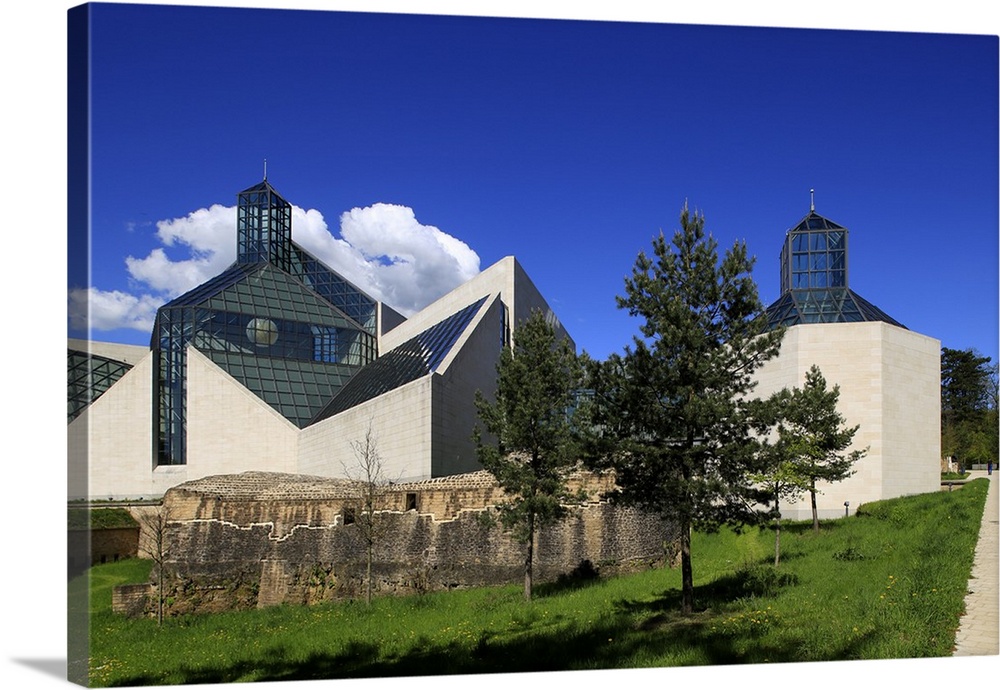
[136,504,173,625]
[342,421,396,605]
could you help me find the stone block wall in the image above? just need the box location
[69,526,140,578]
[112,583,151,618]
[135,470,676,616]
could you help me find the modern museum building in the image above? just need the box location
[68,181,940,520]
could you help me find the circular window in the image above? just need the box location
[246,318,278,346]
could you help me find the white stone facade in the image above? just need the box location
[753,321,941,520]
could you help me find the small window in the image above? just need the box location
[342,507,356,525]
[406,493,418,512]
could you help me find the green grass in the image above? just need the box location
[68,507,139,531]
[78,479,989,686]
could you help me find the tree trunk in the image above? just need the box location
[365,540,373,606]
[157,561,164,626]
[774,493,781,567]
[524,517,534,601]
[810,478,820,533]
[680,519,693,614]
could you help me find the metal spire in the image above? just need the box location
[810,188,815,212]
[263,158,268,181]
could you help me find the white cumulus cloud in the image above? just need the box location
[124,204,236,295]
[71,200,481,334]
[332,203,480,315]
[68,288,162,334]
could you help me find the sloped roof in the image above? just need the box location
[789,210,846,233]
[67,349,134,422]
[310,295,489,423]
[766,288,906,329]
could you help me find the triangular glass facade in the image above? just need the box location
[151,179,380,466]
[67,349,133,422]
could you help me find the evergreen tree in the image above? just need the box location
[474,309,586,601]
[754,365,866,557]
[749,389,812,567]
[941,347,996,468]
[587,203,782,614]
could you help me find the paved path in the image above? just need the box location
[953,469,999,656]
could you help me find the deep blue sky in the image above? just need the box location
[70,2,998,363]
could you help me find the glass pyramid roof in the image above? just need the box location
[766,288,906,329]
[789,210,846,233]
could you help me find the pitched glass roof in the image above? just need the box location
[310,296,489,423]
[201,350,362,428]
[203,263,363,330]
[789,210,846,233]
[67,349,133,422]
[288,243,378,332]
[765,288,906,330]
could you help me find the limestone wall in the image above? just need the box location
[753,321,941,520]
[68,352,156,500]
[185,347,301,479]
[297,377,435,483]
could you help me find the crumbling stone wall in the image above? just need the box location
[130,470,677,616]
[112,583,151,618]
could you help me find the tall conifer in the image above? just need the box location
[474,310,585,601]
[588,203,782,613]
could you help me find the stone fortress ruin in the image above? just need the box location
[115,469,677,616]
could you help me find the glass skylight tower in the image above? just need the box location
[765,192,905,330]
[237,178,292,271]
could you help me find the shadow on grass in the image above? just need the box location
[108,565,876,687]
[106,605,882,687]
[534,559,602,597]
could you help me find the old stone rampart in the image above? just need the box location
[127,470,678,616]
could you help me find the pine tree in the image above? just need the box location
[474,309,585,601]
[777,365,865,533]
[588,203,782,614]
[754,365,865,562]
